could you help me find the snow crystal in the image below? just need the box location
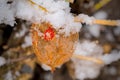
[41,64,61,71]
[41,64,51,71]
[74,40,103,56]
[105,32,115,42]
[72,59,103,80]
[86,11,108,37]
[21,35,32,48]
[72,41,104,80]
[0,0,16,26]
[72,41,120,80]
[87,25,101,37]
[77,14,95,25]
[4,71,13,80]
[94,11,108,19]
[102,51,120,65]
[15,0,44,23]
[0,57,6,66]
[0,0,82,36]
[15,0,82,36]
[15,23,28,38]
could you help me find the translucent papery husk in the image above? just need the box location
[31,22,79,71]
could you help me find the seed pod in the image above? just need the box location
[31,22,78,71]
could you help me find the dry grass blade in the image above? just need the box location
[29,0,48,12]
[72,54,104,64]
[74,17,120,26]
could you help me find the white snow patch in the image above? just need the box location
[0,0,82,36]
[86,11,108,37]
[15,24,28,38]
[41,64,51,71]
[72,41,120,80]
[21,35,32,48]
[102,51,120,65]
[4,71,13,80]
[73,40,103,56]
[78,14,95,25]
[87,24,101,37]
[72,41,104,80]
[0,0,16,26]
[94,11,108,19]
[0,57,6,66]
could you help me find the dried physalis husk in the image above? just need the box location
[31,22,78,71]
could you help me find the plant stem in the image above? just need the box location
[72,54,104,64]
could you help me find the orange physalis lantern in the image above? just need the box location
[31,22,78,71]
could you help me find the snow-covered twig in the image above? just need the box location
[75,14,120,26]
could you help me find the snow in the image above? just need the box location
[0,0,120,80]
[105,31,115,42]
[102,51,120,65]
[87,25,101,37]
[94,11,108,19]
[21,35,32,48]
[77,14,95,25]
[86,11,108,37]
[72,41,120,80]
[41,64,51,71]
[72,41,104,80]
[0,57,6,67]
[73,40,103,56]
[0,0,16,26]
[15,23,28,38]
[4,71,13,80]
[0,0,82,36]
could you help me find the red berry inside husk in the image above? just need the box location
[44,27,55,41]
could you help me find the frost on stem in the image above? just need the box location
[75,14,120,26]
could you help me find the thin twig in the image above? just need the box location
[72,54,104,64]
[93,19,120,26]
[29,0,48,12]
[75,17,120,26]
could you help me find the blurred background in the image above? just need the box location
[0,0,120,80]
